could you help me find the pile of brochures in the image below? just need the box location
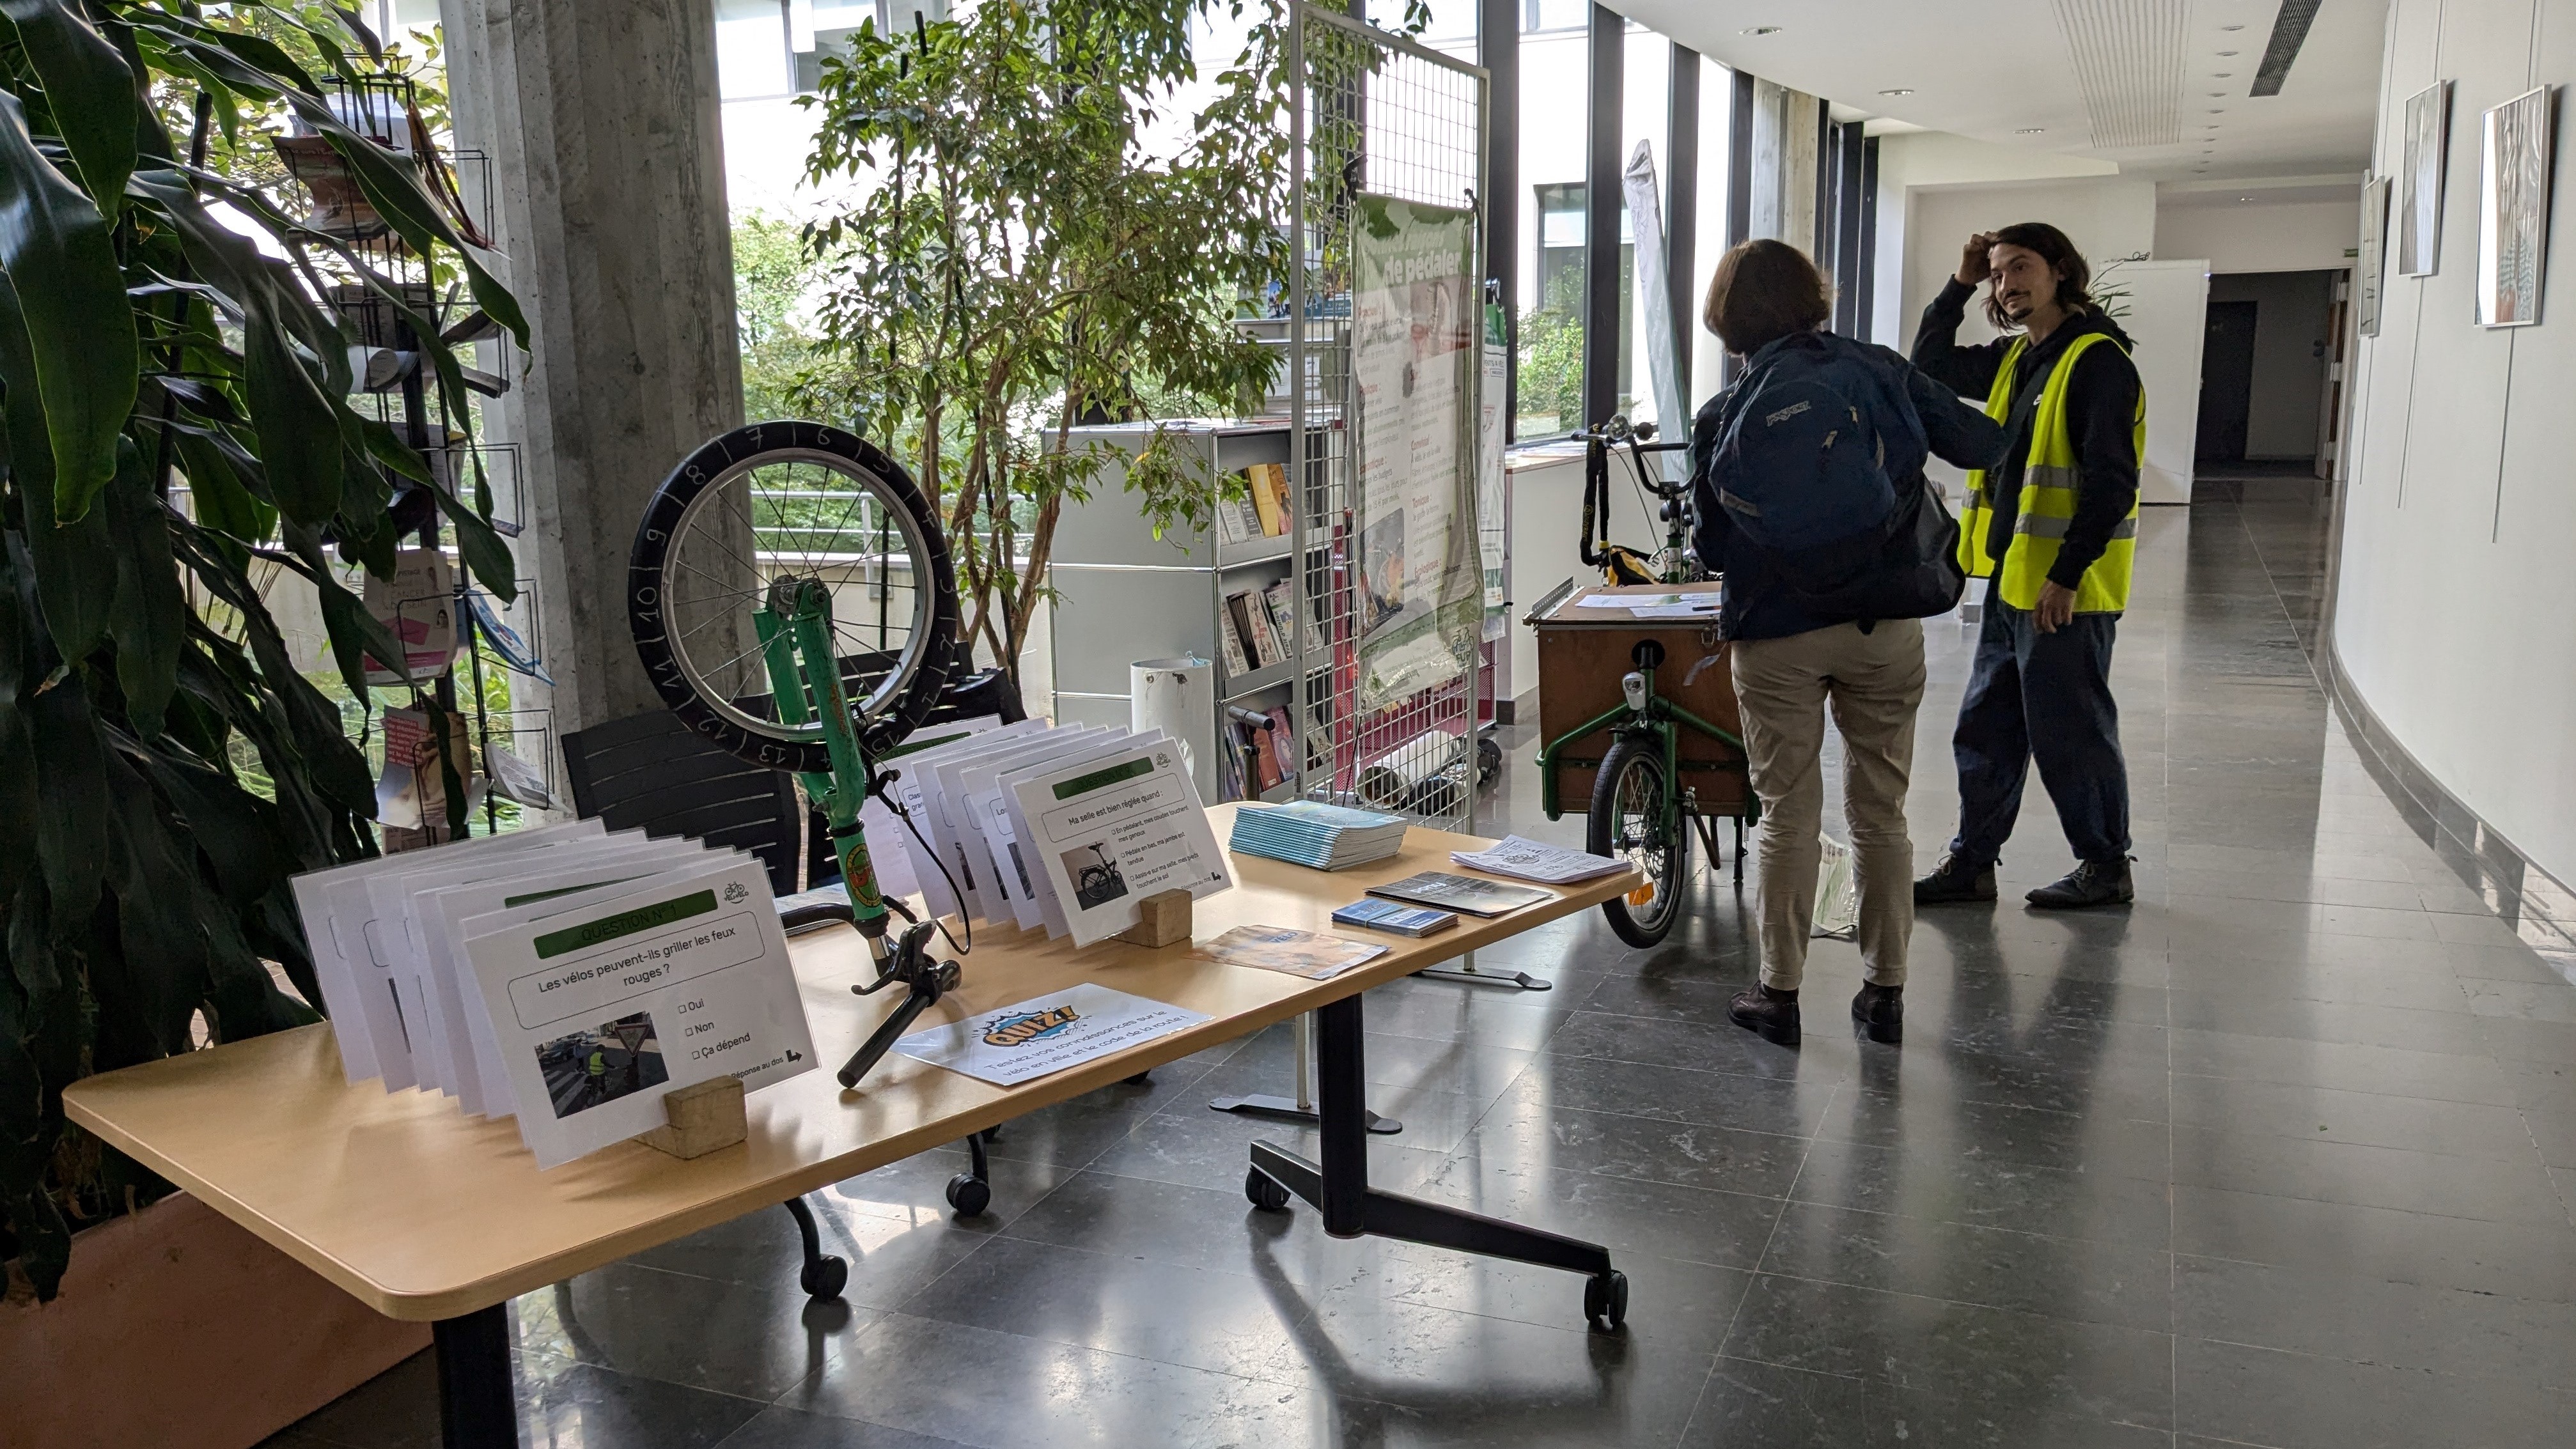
[1227,800,1409,870]
[290,823,816,1168]
[871,717,1232,948]
[1448,834,1630,885]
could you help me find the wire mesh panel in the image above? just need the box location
[1286,4,1488,835]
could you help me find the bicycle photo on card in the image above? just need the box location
[1062,843,1128,910]
[535,1010,669,1119]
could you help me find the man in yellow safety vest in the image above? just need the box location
[1910,222,2144,910]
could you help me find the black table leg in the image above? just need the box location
[1245,994,1628,1332]
[783,1195,850,1298]
[433,1303,515,1448]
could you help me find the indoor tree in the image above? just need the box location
[794,0,1297,683]
[0,1,521,1299]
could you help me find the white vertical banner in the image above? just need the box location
[1350,194,1481,709]
[1479,311,1509,641]
[1621,140,1687,482]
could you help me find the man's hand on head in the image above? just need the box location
[1956,233,1998,287]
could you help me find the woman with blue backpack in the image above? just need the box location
[1689,240,2008,1048]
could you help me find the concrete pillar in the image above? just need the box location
[438,0,744,742]
[1749,79,1820,256]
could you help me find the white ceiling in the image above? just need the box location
[1609,0,2384,182]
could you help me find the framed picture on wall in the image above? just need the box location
[2476,86,2556,327]
[2357,176,2391,336]
[2399,80,2451,276]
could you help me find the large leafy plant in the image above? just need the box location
[0,1,522,1301]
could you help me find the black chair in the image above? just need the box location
[558,709,804,897]
[558,709,850,1299]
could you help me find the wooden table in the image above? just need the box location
[65,807,1637,1446]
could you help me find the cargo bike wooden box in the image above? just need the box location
[1529,580,1760,947]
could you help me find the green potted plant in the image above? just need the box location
[1,4,521,1440]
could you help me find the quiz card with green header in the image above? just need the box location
[1012,736,1230,948]
[462,856,816,1168]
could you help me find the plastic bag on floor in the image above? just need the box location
[1811,832,1858,940]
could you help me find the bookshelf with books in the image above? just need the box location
[1047,421,1329,804]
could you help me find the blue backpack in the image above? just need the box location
[1708,336,1960,621]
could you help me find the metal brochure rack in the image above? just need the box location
[1211,6,1510,1138]
[1286,8,1536,997]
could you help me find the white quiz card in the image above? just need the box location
[462,856,816,1168]
[894,982,1208,1087]
[1010,740,1232,947]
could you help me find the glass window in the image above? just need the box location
[1410,0,1480,47]
[1524,0,1588,33]
[1689,57,1734,412]
[1512,21,1588,437]
[716,0,793,100]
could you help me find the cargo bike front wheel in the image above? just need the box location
[1587,736,1690,948]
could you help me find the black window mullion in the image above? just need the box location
[1581,3,1623,429]
[1666,44,1699,405]
[1483,0,1520,441]
[1857,134,1880,343]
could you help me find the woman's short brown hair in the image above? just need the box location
[1701,239,1832,355]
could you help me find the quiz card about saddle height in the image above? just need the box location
[893,982,1208,1087]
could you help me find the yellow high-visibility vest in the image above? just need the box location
[1955,330,2145,613]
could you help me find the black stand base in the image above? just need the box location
[782,1195,848,1299]
[433,1304,515,1448]
[1210,1094,1402,1135]
[1242,995,1625,1332]
[1412,962,1552,991]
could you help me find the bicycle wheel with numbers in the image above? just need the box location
[628,421,960,773]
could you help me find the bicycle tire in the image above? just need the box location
[1588,736,1689,948]
[629,421,960,773]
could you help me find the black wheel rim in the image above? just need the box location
[1610,751,1679,929]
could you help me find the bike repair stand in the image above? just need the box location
[1211,1011,1403,1135]
[754,578,996,1235]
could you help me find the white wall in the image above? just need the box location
[2336,0,2576,891]
[1868,129,2121,346]
[2157,199,2364,274]
[1900,178,2160,351]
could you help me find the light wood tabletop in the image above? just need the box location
[63,805,1635,1321]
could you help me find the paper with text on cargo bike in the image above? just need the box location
[1010,739,1231,948]
[461,855,816,1168]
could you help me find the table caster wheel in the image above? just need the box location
[1245,1166,1290,1212]
[1123,1071,1152,1085]
[946,1173,992,1217]
[1584,1270,1627,1333]
[799,1254,848,1301]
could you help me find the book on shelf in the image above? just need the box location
[1215,608,1250,676]
[1247,463,1288,537]
[1238,589,1284,665]
[1265,705,1295,784]
[1261,581,1297,653]
[1226,591,1278,669]
[1214,491,1251,547]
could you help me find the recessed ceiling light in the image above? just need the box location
[2215,73,2233,79]
[2219,50,2240,56]
[2015,127,2046,134]
[2209,91,2227,97]
[2221,23,2244,30]
[2209,108,2226,114]
[1879,88,1913,97]
[1742,26,1780,35]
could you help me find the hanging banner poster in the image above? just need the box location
[1479,303,1510,641]
[1350,194,1481,709]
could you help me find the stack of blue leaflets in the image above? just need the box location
[1228,801,1409,870]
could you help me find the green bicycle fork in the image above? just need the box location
[754,577,893,965]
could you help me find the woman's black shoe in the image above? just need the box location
[2026,858,2134,910]
[1851,983,1903,1044]
[1728,985,1802,1046]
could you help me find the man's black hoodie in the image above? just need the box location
[1911,277,2142,593]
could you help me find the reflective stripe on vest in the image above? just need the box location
[1951,331,2144,613]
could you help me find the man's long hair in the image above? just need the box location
[1982,221,2096,331]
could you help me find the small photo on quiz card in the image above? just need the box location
[535,1009,670,1119]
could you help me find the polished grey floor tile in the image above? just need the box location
[2173,1336,2576,1449]
[1719,1273,2173,1430]
[2169,1123,2570,1223]
[1786,1135,2173,1247]
[712,1406,972,1448]
[1424,1150,1789,1269]
[2168,1073,2539,1160]
[511,1352,766,1448]
[2173,1252,2576,1389]
[513,1262,871,1399]
[1758,1199,2171,1332]
[2171,1182,2576,1300]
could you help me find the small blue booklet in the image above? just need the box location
[1331,897,1459,938]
